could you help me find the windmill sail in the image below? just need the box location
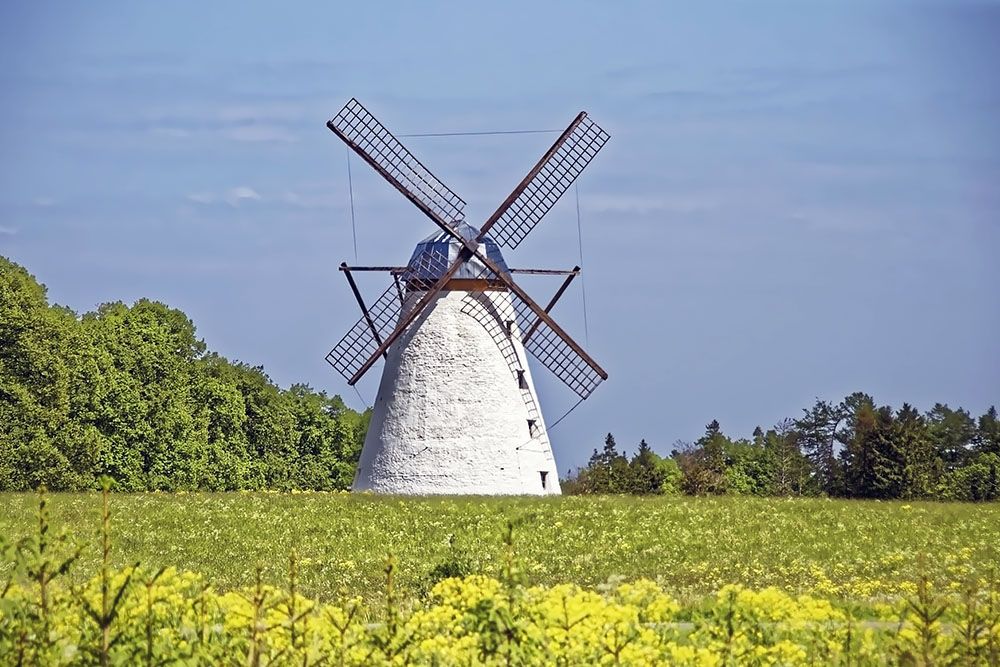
[326,244,451,382]
[508,290,606,399]
[328,98,466,227]
[417,250,607,400]
[326,283,401,381]
[482,113,609,249]
[450,244,608,398]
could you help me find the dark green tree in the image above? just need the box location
[840,395,879,497]
[626,439,664,494]
[926,403,976,471]
[699,420,728,478]
[939,453,1000,501]
[975,406,1000,455]
[894,403,934,498]
[794,399,846,495]
[869,406,905,499]
[673,421,730,495]
[576,434,627,494]
[762,420,813,496]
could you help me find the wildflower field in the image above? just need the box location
[2,492,999,664]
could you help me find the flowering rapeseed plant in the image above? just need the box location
[2,490,1000,664]
[4,566,1000,665]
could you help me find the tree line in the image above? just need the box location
[4,255,997,499]
[565,395,1000,501]
[1,256,368,491]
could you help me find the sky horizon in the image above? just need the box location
[2,1,997,469]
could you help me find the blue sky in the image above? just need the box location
[2,1,997,470]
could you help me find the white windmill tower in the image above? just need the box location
[325,99,610,495]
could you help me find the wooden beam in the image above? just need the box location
[452,238,607,382]
[338,265,409,273]
[476,112,587,241]
[340,265,579,276]
[341,262,387,360]
[348,224,606,386]
[405,278,507,292]
[347,248,469,385]
[523,267,579,342]
[509,268,580,276]
[392,274,405,306]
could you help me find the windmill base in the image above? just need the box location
[352,290,561,495]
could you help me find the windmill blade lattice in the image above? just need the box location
[509,292,605,399]
[326,245,451,381]
[451,258,606,400]
[325,284,401,381]
[487,115,609,249]
[450,242,607,398]
[328,98,466,226]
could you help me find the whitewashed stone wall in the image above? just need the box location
[353,289,561,495]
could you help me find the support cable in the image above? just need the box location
[400,128,559,138]
[346,149,358,262]
[514,396,586,451]
[574,182,590,347]
[351,383,370,409]
[547,396,586,432]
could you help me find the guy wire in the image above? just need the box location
[351,383,370,409]
[346,149,358,262]
[574,182,590,347]
[515,397,586,451]
[400,128,559,138]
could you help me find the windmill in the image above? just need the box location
[325,98,609,495]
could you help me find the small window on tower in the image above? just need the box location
[540,471,548,489]
[527,419,537,436]
[505,319,514,335]
[517,370,527,389]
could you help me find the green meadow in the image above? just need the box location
[2,493,997,607]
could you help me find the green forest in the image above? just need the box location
[565,402,1000,501]
[2,255,997,499]
[0,257,369,491]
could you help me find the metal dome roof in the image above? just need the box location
[406,222,510,281]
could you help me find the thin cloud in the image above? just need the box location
[582,193,721,216]
[186,192,216,205]
[186,186,263,207]
[224,125,298,143]
[149,126,192,139]
[226,186,261,206]
[0,225,17,236]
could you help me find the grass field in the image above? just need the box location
[2,492,997,609]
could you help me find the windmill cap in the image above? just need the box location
[407,222,510,281]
